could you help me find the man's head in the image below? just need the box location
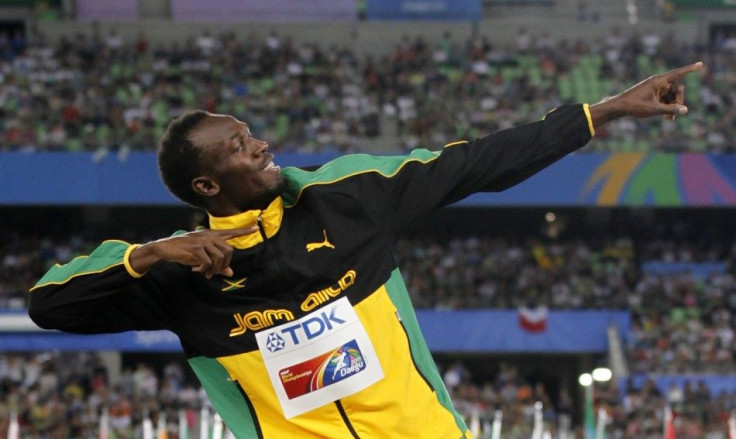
[158,111,285,215]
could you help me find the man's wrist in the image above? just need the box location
[126,242,160,277]
[589,97,626,130]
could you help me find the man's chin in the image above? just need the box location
[245,182,286,211]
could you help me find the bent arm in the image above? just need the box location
[28,227,257,333]
[28,240,168,334]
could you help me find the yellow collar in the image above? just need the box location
[208,197,284,249]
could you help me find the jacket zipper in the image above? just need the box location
[335,400,360,439]
[396,310,435,392]
[256,216,268,241]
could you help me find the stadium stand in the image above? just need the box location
[2,26,736,155]
[5,0,736,437]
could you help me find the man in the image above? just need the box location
[29,62,702,438]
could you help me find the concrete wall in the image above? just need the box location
[8,0,716,53]
[31,16,702,57]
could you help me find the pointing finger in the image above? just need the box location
[663,61,704,81]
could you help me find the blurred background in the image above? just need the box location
[3,0,736,437]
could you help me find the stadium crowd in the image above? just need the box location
[1,26,736,155]
[397,233,736,377]
[6,226,736,376]
[2,351,736,438]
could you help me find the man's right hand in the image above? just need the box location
[129,227,258,279]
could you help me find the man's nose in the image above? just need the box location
[253,139,269,154]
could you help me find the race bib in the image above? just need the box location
[255,297,384,419]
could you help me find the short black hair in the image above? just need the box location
[158,110,210,207]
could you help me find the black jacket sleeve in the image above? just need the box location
[375,104,593,232]
[28,240,173,334]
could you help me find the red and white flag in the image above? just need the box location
[518,305,548,333]
[663,405,675,439]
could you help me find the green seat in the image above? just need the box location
[275,114,290,142]
[558,76,573,102]
[66,136,82,152]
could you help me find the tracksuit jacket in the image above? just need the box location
[29,104,594,438]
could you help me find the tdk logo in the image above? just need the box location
[280,306,346,346]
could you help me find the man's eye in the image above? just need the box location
[236,144,244,151]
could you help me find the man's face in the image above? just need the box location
[190,114,285,212]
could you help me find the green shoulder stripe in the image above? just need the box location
[30,240,131,291]
[280,149,440,207]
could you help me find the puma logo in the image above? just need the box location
[306,229,335,252]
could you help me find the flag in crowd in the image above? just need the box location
[7,411,18,439]
[491,409,503,439]
[468,407,481,437]
[664,405,675,439]
[99,408,110,439]
[179,409,189,439]
[518,305,549,333]
[595,408,608,439]
[199,408,210,439]
[142,413,154,439]
[212,412,224,439]
[157,413,168,439]
[531,401,544,439]
[584,385,595,439]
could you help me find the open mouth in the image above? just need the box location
[261,160,281,172]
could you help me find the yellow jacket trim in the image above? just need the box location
[123,244,145,278]
[208,197,284,249]
[443,140,469,148]
[583,103,595,137]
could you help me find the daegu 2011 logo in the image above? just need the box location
[319,340,365,386]
[279,340,366,399]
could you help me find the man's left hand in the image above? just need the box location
[589,61,704,128]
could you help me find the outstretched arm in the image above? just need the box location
[366,62,704,233]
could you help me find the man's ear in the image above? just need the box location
[192,176,220,197]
